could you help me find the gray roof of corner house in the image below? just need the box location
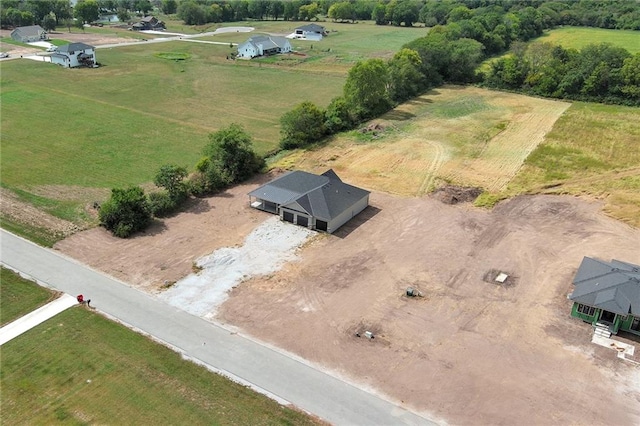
[296,24,324,32]
[569,257,640,315]
[57,42,95,53]
[249,169,369,221]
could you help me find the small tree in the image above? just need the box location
[99,186,152,238]
[74,0,100,24]
[161,0,178,15]
[280,101,327,149]
[343,59,391,120]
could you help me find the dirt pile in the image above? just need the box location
[431,184,482,204]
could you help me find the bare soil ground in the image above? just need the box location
[56,176,640,425]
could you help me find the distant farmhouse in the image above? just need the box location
[248,169,370,234]
[569,257,640,337]
[237,35,292,59]
[11,25,47,43]
[50,43,97,68]
[132,15,166,31]
[293,24,326,40]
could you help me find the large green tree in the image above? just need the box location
[74,0,99,23]
[388,48,424,102]
[280,101,327,149]
[199,124,263,190]
[343,59,391,120]
[99,187,152,238]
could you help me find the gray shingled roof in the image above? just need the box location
[57,42,95,53]
[247,35,289,50]
[12,25,45,38]
[248,170,369,221]
[569,257,640,315]
[296,24,325,33]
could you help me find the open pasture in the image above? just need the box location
[537,27,640,54]
[273,86,569,196]
[0,40,345,191]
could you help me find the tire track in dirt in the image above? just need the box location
[418,139,447,195]
[445,100,571,191]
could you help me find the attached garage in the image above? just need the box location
[248,169,370,234]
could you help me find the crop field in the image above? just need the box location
[0,307,320,425]
[537,27,640,54]
[0,268,55,326]
[273,86,570,195]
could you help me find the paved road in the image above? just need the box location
[0,230,435,426]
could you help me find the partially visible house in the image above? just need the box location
[569,257,640,336]
[248,169,370,234]
[294,23,326,40]
[10,25,47,43]
[50,43,97,68]
[131,15,166,31]
[237,35,292,59]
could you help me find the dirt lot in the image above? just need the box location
[55,175,640,425]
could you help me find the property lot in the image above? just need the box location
[56,181,640,425]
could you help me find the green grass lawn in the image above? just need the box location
[1,307,321,425]
[536,27,640,54]
[1,267,55,326]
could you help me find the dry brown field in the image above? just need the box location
[274,86,570,196]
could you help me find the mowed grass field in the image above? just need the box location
[271,86,640,227]
[273,86,570,195]
[0,267,56,326]
[509,102,640,227]
[536,27,640,54]
[0,305,321,425]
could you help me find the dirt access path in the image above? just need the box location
[56,173,640,425]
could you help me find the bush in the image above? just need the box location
[147,191,179,217]
[99,187,152,238]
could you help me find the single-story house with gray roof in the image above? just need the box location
[248,169,370,233]
[294,24,326,40]
[11,25,47,43]
[237,35,291,59]
[50,42,97,68]
[569,257,640,335]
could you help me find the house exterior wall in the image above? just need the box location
[570,302,629,334]
[237,42,258,58]
[326,194,369,234]
[51,55,70,67]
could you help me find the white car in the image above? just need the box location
[46,46,57,52]
[0,52,9,58]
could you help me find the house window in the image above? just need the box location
[577,304,596,316]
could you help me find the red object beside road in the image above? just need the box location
[77,294,84,303]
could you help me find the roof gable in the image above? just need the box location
[569,257,640,315]
[12,25,45,37]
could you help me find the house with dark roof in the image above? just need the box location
[50,43,97,68]
[569,257,640,335]
[294,24,326,40]
[132,15,166,31]
[248,170,370,233]
[10,25,47,43]
[237,35,292,59]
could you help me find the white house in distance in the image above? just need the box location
[293,24,326,41]
[50,43,97,68]
[10,25,47,43]
[237,35,292,59]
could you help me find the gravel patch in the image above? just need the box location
[159,216,314,317]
